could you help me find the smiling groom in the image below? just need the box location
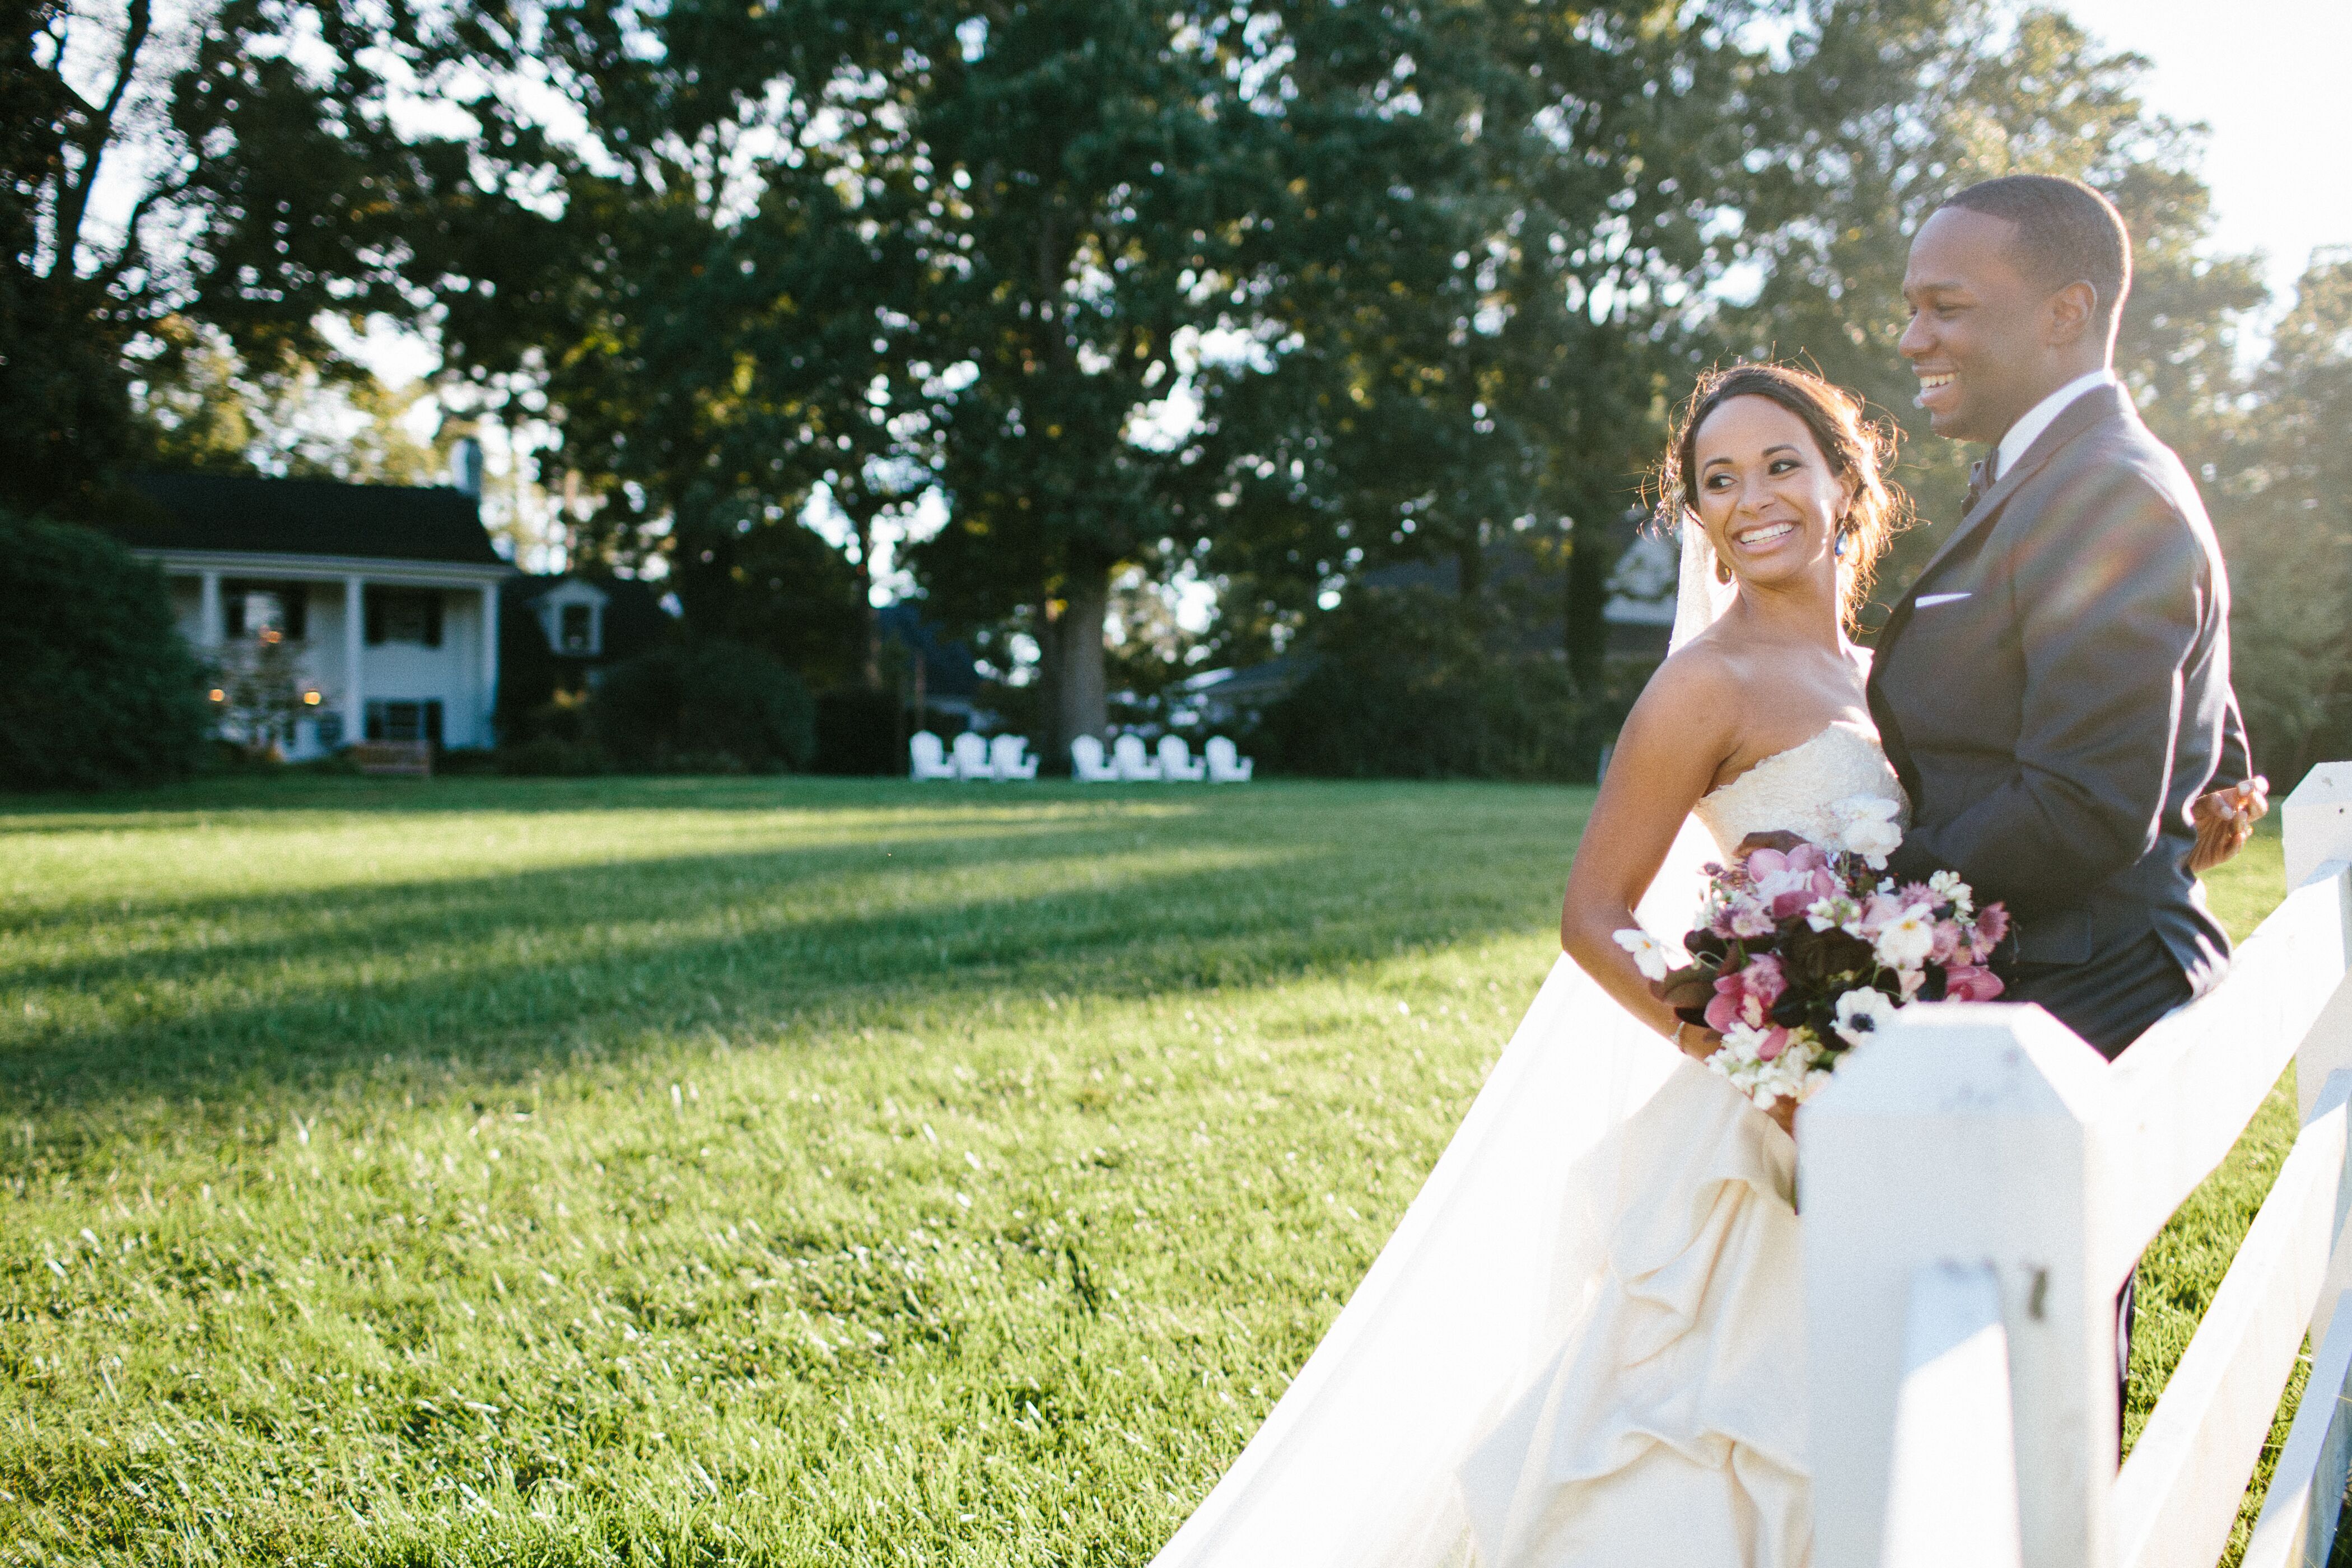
[1867,173,2262,1062]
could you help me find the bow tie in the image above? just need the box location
[1963,456,1993,515]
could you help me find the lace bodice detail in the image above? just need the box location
[1691,722,1910,861]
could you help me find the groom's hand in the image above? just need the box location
[1734,829,1807,859]
[2189,776,2270,875]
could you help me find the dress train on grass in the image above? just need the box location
[1147,818,1810,1568]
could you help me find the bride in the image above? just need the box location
[1146,362,1912,1568]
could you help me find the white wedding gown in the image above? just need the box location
[1148,722,1907,1568]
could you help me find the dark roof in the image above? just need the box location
[503,573,676,661]
[112,472,507,566]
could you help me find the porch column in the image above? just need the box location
[343,575,365,744]
[199,571,223,647]
[480,582,500,745]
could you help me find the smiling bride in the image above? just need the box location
[1146,362,1911,1568]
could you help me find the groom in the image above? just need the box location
[1865,173,2264,1060]
[1850,174,2265,1435]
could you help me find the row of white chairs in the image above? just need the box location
[907,731,1254,782]
[909,731,1039,781]
[1071,733,1253,782]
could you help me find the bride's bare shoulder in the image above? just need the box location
[1624,637,1745,741]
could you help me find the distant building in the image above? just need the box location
[878,603,983,726]
[1603,527,1677,658]
[108,469,515,757]
[503,572,673,690]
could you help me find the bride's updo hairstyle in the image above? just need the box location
[1655,362,1911,630]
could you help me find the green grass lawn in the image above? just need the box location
[0,776,2302,1566]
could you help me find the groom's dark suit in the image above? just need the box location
[1866,381,2252,1061]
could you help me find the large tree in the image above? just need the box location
[1193,1,1757,687]
[7,0,542,514]
[462,2,933,689]
[896,2,1261,759]
[2217,252,2352,784]
[497,1,1267,755]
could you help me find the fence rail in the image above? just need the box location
[1805,761,2352,1568]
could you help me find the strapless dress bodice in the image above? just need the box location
[1691,722,1909,862]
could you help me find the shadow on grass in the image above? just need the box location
[2,777,1590,1142]
[0,773,1292,830]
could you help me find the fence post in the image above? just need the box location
[1881,1262,2023,1568]
[2288,764,2352,1124]
[1803,1004,2117,1568]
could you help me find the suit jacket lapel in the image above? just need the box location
[1878,382,2135,649]
[1868,382,2135,791]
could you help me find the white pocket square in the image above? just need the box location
[1915,591,1972,608]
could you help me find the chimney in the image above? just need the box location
[450,436,485,497]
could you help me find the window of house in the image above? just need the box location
[222,581,309,640]
[363,587,444,647]
[363,699,444,745]
[559,602,599,654]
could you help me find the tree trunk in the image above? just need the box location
[851,506,881,690]
[1039,562,1110,772]
[1565,507,1614,692]
[1458,531,1485,600]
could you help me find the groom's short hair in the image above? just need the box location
[1943,175,2132,335]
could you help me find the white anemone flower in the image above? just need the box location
[1833,986,1898,1048]
[1612,927,1674,981]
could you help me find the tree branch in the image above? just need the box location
[46,0,153,280]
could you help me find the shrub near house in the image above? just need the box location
[0,511,211,790]
[592,642,817,773]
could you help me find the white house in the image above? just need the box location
[111,470,516,758]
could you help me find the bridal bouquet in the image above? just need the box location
[1614,796,2010,1111]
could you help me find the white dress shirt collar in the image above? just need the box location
[1993,368,2118,481]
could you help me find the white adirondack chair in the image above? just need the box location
[1205,735,1254,782]
[951,730,995,780]
[1070,735,1121,782]
[1112,733,1164,781]
[909,731,959,780]
[989,734,1039,781]
[1157,734,1207,781]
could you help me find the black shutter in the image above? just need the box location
[282,583,308,641]
[423,700,444,746]
[224,588,247,638]
[422,592,443,648]
[364,586,385,645]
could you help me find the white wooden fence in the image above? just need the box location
[1805,761,2352,1568]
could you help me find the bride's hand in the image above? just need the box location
[2189,776,2269,875]
[1764,1098,1797,1138]
[1671,1020,1723,1063]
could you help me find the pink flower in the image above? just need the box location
[1856,891,1909,938]
[1746,843,1830,879]
[1753,848,1846,918]
[1755,1026,1790,1062]
[1942,964,2005,1002]
[1929,918,1966,965]
[1705,955,1788,1033]
[1898,881,1935,907]
[1973,904,2010,946]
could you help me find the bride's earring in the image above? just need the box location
[1835,526,1849,559]
[1714,554,1733,585]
